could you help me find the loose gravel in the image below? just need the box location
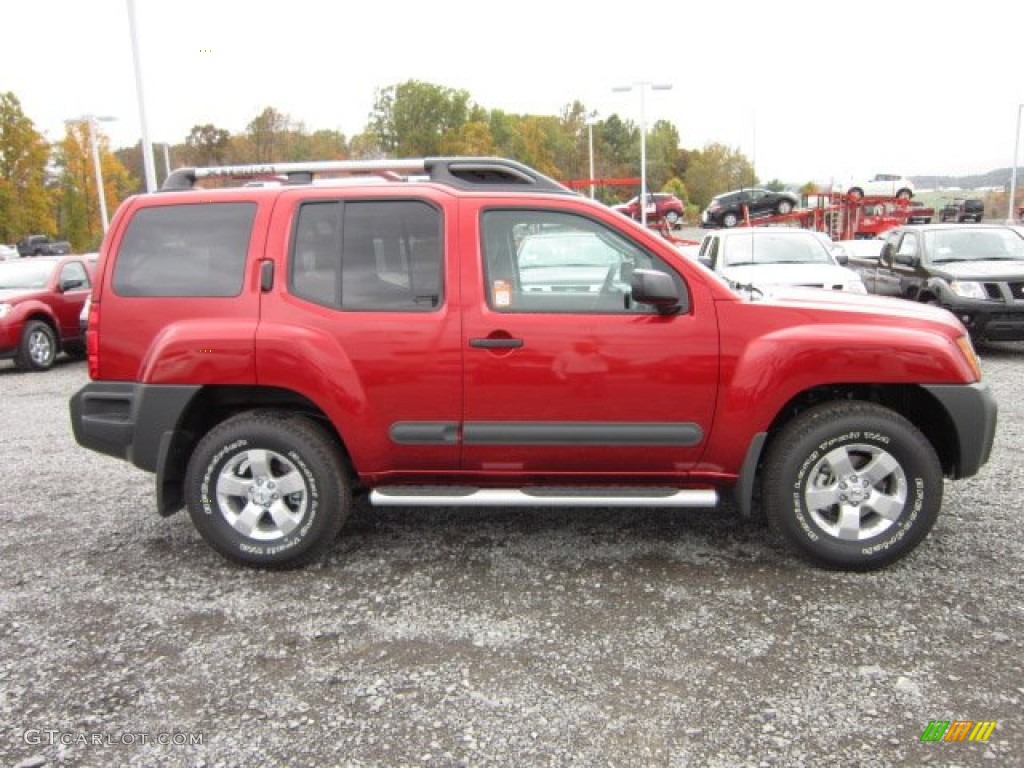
[1,347,1021,767]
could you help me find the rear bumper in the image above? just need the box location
[69,381,200,472]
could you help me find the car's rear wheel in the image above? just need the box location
[847,187,864,200]
[896,189,912,200]
[665,210,680,227]
[185,411,350,568]
[722,212,739,228]
[15,320,57,371]
[777,200,794,215]
[762,401,941,570]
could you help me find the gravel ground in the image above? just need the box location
[1,347,1022,768]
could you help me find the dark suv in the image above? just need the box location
[68,157,995,571]
[700,188,799,228]
[940,198,984,223]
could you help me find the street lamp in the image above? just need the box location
[586,111,600,199]
[66,114,117,235]
[613,81,673,227]
[1008,103,1023,224]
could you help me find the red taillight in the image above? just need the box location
[86,299,100,379]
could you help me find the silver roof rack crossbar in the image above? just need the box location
[161,156,572,194]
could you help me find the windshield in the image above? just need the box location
[926,228,1024,263]
[518,233,620,268]
[0,259,55,290]
[722,233,831,267]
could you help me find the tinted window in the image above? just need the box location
[59,261,90,289]
[290,199,442,311]
[481,209,684,314]
[113,203,255,297]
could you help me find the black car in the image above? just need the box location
[859,224,1024,342]
[700,188,800,228]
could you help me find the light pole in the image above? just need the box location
[1008,103,1023,224]
[613,81,673,227]
[126,0,157,192]
[586,111,600,199]
[66,115,117,235]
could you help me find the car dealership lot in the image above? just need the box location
[2,354,1022,767]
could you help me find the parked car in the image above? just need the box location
[939,198,984,223]
[846,174,914,200]
[612,193,684,227]
[856,223,1024,342]
[695,227,867,294]
[0,244,19,260]
[68,156,995,572]
[700,188,800,228]
[16,234,72,257]
[0,255,94,370]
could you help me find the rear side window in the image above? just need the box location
[112,203,256,297]
[290,199,442,311]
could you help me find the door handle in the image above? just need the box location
[469,337,523,349]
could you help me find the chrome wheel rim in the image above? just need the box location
[802,443,907,541]
[215,448,309,541]
[29,329,54,366]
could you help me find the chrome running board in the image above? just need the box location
[370,486,718,508]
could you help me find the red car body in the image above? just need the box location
[0,255,94,370]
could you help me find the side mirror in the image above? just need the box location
[60,278,85,292]
[893,250,918,267]
[631,269,683,313]
[832,248,849,265]
[698,256,713,269]
[879,243,894,266]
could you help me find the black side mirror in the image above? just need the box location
[879,243,894,266]
[60,278,84,292]
[631,269,683,313]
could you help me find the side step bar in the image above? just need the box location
[370,487,718,508]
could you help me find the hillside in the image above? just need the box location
[911,167,1021,190]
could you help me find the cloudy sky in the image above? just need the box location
[4,0,1021,186]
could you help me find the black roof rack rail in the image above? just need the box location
[160,157,573,194]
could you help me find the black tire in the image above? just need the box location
[15,320,57,371]
[761,402,942,570]
[777,200,794,215]
[847,187,864,200]
[665,211,680,227]
[184,411,350,568]
[896,189,912,201]
[722,212,739,228]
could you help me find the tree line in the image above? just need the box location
[1,81,769,252]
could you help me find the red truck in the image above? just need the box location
[69,158,996,571]
[0,254,93,370]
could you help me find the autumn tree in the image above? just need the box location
[0,92,54,242]
[54,120,136,251]
[185,123,231,166]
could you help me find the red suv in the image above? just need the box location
[612,193,685,227]
[69,157,996,571]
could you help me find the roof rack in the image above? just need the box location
[161,157,573,195]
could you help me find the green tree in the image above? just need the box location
[0,92,54,242]
[684,143,756,209]
[368,80,475,157]
[646,119,681,193]
[185,123,232,166]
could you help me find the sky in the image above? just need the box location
[3,0,1022,187]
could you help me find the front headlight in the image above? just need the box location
[950,280,986,299]
[0,303,11,319]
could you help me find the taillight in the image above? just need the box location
[86,298,100,379]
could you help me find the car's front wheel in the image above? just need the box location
[761,402,941,570]
[777,200,794,215]
[15,320,57,371]
[722,212,739,228]
[665,210,680,227]
[184,411,351,568]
